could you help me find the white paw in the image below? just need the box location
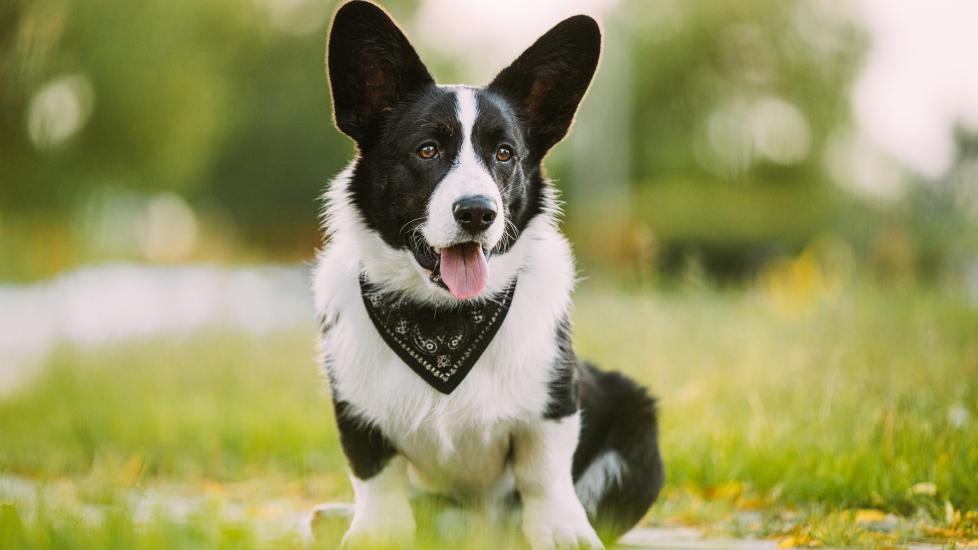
[341,499,415,549]
[522,497,604,550]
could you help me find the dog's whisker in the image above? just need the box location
[399,216,428,236]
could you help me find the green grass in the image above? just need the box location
[1,278,977,548]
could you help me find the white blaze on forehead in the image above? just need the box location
[422,86,505,249]
[455,85,479,135]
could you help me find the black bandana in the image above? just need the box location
[359,274,518,394]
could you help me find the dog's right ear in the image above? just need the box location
[326,1,433,147]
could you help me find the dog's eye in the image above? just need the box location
[495,145,513,163]
[417,143,439,160]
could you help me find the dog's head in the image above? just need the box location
[326,1,600,301]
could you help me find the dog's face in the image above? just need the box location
[327,1,600,300]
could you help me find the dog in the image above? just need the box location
[311,2,663,548]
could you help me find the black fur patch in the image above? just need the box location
[346,87,461,251]
[331,398,397,480]
[543,316,579,420]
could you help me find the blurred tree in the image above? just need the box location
[4,0,239,207]
[617,0,868,278]
[1,0,347,253]
[1,0,972,283]
[628,0,863,183]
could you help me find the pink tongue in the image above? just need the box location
[440,243,488,299]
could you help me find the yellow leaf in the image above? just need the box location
[711,481,743,500]
[738,496,765,510]
[779,536,800,548]
[779,534,821,548]
[854,509,887,524]
[911,482,937,496]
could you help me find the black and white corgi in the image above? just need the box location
[312,2,663,548]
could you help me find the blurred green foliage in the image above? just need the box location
[625,1,859,183]
[1,0,975,281]
[2,0,348,254]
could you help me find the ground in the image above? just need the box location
[1,278,977,549]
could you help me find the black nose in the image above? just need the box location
[453,195,497,234]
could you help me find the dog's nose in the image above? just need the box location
[453,195,497,234]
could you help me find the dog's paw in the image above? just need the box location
[340,500,415,549]
[522,498,604,550]
[523,522,604,550]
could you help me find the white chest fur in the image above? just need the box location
[312,182,575,498]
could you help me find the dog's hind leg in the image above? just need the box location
[572,364,664,543]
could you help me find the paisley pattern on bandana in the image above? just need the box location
[359,274,518,394]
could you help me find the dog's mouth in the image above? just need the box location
[409,240,489,300]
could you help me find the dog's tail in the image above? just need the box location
[572,363,664,542]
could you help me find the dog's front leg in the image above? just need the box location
[514,413,604,550]
[333,401,414,548]
[345,456,414,548]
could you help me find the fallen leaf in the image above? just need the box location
[710,481,743,501]
[778,533,819,548]
[779,536,800,548]
[854,509,887,524]
[738,496,765,510]
[925,526,963,538]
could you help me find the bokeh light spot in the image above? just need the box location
[26,73,95,151]
[138,193,199,263]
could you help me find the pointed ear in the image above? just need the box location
[488,15,601,160]
[327,1,434,146]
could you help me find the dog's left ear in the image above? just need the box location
[488,15,601,160]
[327,1,434,147]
